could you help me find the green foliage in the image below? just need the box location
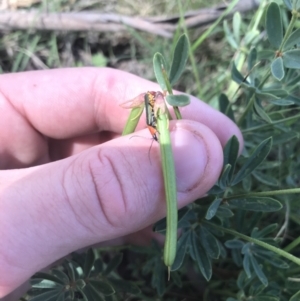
[11,1,300,300]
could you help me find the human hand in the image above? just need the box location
[0,67,243,298]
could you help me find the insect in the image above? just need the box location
[145,91,158,141]
[120,91,166,141]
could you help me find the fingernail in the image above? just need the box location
[170,123,208,192]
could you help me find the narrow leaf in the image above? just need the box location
[218,164,232,189]
[268,99,294,106]
[205,198,222,220]
[153,52,168,91]
[30,279,63,289]
[248,47,257,71]
[89,280,115,296]
[223,135,239,182]
[232,137,273,185]
[266,2,283,48]
[271,57,285,81]
[253,98,272,123]
[243,253,251,278]
[283,49,300,69]
[231,62,246,84]
[219,93,235,122]
[169,34,189,85]
[31,272,65,285]
[252,171,279,186]
[29,290,61,301]
[171,231,189,271]
[250,255,268,286]
[198,226,220,259]
[228,197,282,212]
[166,94,190,106]
[225,239,244,249]
[192,235,212,280]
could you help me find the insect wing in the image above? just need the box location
[119,92,146,109]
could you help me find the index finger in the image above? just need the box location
[0,67,243,148]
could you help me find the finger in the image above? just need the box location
[0,119,222,297]
[0,68,243,149]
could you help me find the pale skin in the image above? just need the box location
[0,67,244,298]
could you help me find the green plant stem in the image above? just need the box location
[206,222,300,266]
[226,188,300,199]
[161,67,182,120]
[177,0,202,98]
[279,10,298,52]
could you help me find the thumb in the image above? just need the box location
[0,120,223,297]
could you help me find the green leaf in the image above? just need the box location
[271,57,285,81]
[207,185,225,195]
[243,253,251,278]
[31,272,65,285]
[29,290,61,301]
[169,34,189,85]
[52,269,69,284]
[165,94,190,106]
[89,280,115,296]
[283,28,300,50]
[268,99,294,106]
[153,206,189,232]
[218,164,232,189]
[225,239,244,249]
[153,52,168,91]
[64,262,76,281]
[219,93,235,122]
[231,61,246,84]
[248,47,257,71]
[283,49,300,69]
[251,223,278,238]
[255,252,289,268]
[83,249,95,277]
[223,135,239,182]
[205,198,222,220]
[228,197,282,212]
[266,2,283,48]
[255,295,279,301]
[171,231,189,271]
[253,98,272,123]
[103,253,123,276]
[30,279,63,289]
[232,137,273,185]
[85,284,105,301]
[192,235,212,280]
[215,205,234,218]
[252,171,279,186]
[198,226,220,259]
[250,255,268,286]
